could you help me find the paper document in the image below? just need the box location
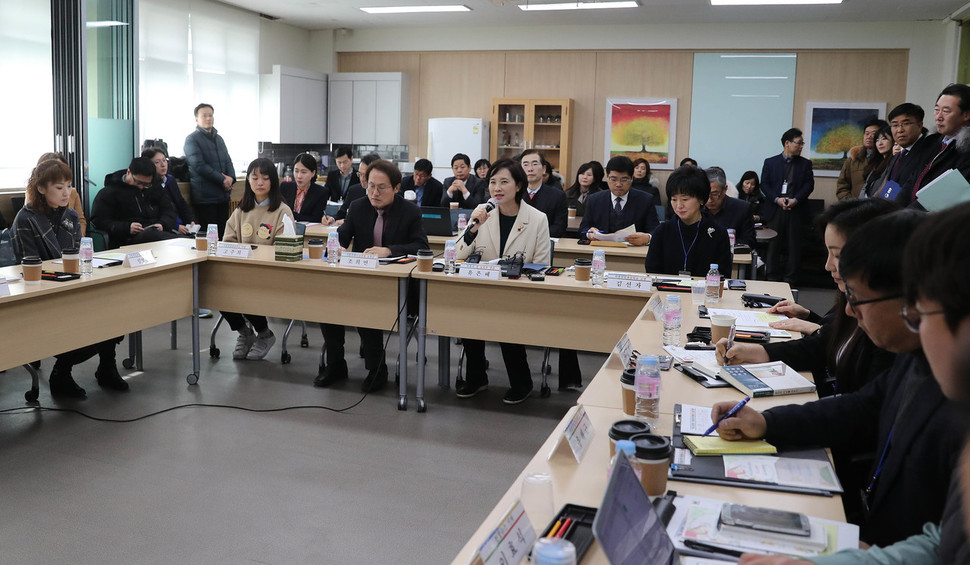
[663,346,721,378]
[679,404,717,436]
[588,224,636,243]
[722,455,842,492]
[915,168,970,211]
[165,238,198,248]
[708,308,791,338]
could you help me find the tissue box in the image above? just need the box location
[274,235,304,262]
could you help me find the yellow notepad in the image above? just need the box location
[683,435,777,456]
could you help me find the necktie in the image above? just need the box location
[889,148,908,181]
[614,197,622,214]
[373,210,385,247]
[528,192,536,202]
[911,141,950,200]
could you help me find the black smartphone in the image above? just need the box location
[727,279,747,291]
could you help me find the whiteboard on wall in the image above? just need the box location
[688,53,797,187]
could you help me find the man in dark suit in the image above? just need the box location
[907,84,970,206]
[579,155,657,245]
[315,159,429,393]
[441,153,487,208]
[519,149,568,238]
[334,153,380,223]
[323,145,360,203]
[761,127,814,284]
[400,158,444,207]
[704,166,755,247]
[878,103,932,204]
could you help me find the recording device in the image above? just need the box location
[498,251,525,278]
[528,272,545,282]
[727,279,747,291]
[741,293,785,308]
[465,250,482,264]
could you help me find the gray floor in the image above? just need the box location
[0,318,605,564]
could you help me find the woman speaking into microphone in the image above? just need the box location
[454,158,551,404]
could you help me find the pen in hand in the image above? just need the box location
[701,395,751,437]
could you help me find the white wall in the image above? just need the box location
[258,19,311,74]
[308,29,336,74]
[332,19,961,107]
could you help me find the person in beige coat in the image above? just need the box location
[455,158,551,404]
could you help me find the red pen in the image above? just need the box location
[555,518,573,539]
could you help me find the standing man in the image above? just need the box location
[761,128,814,285]
[876,103,930,203]
[836,118,888,200]
[705,166,755,248]
[441,153,487,209]
[323,145,359,202]
[519,149,568,238]
[184,103,234,236]
[90,157,179,246]
[400,158,444,206]
[907,84,970,205]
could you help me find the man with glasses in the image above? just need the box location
[877,102,930,202]
[518,149,568,237]
[579,155,658,245]
[704,165,755,248]
[710,209,963,549]
[836,118,888,200]
[90,156,178,246]
[761,127,814,285]
[316,159,428,393]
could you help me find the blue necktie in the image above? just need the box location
[614,197,622,214]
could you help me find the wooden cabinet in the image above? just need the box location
[328,72,410,146]
[490,98,574,185]
[259,65,327,144]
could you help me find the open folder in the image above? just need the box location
[914,168,970,211]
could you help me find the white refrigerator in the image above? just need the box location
[427,118,490,178]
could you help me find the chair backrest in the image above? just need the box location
[0,228,17,267]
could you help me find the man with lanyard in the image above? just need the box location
[518,149,568,238]
[760,128,814,285]
[906,84,970,206]
[324,145,360,203]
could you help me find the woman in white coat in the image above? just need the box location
[455,158,551,404]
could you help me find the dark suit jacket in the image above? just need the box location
[400,175,444,207]
[708,196,756,247]
[759,153,814,223]
[877,133,934,204]
[338,195,429,257]
[579,189,658,236]
[323,168,360,203]
[335,184,366,221]
[524,184,569,238]
[280,181,328,223]
[763,351,962,547]
[441,175,487,208]
[907,132,970,205]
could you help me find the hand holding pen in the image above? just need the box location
[702,396,751,437]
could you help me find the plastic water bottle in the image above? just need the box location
[727,229,736,253]
[662,294,682,346]
[206,224,218,257]
[591,249,606,287]
[444,239,457,274]
[634,355,662,429]
[79,237,94,276]
[705,263,721,305]
[457,213,467,232]
[609,440,637,478]
[327,231,340,266]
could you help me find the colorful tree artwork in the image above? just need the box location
[605,99,677,169]
[804,102,885,176]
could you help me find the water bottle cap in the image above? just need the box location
[710,263,718,269]
[667,294,680,304]
[446,240,456,246]
[533,538,577,565]
[80,237,93,244]
[615,440,636,455]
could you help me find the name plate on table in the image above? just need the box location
[339,252,378,269]
[459,263,502,281]
[122,250,156,267]
[472,500,537,565]
[605,272,653,292]
[645,293,664,321]
[0,276,10,296]
[216,242,254,259]
[547,404,595,463]
[615,333,634,368]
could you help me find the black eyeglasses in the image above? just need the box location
[900,304,946,333]
[845,289,902,315]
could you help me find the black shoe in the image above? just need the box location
[313,360,348,387]
[503,386,533,405]
[361,364,388,393]
[96,364,129,391]
[49,366,86,399]
[456,379,488,398]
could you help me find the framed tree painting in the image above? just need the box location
[605,98,677,169]
[804,101,886,177]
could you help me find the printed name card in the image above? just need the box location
[459,263,502,281]
[339,251,378,270]
[473,500,537,565]
[0,276,10,297]
[216,242,254,259]
[645,293,664,321]
[122,250,156,267]
[615,333,634,368]
[547,404,595,463]
[606,272,653,292]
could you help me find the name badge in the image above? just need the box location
[459,263,502,280]
[606,272,652,292]
[473,500,537,565]
[645,293,664,321]
[339,251,379,269]
[547,404,595,463]
[216,242,254,258]
[0,276,10,297]
[122,250,156,267]
[615,332,634,368]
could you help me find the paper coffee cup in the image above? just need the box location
[568,207,577,218]
[196,236,208,251]
[710,314,736,345]
[62,252,80,274]
[629,433,672,496]
[417,249,434,273]
[574,258,592,282]
[22,259,42,284]
[609,419,650,457]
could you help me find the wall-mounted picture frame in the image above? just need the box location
[804,101,886,177]
[605,98,677,169]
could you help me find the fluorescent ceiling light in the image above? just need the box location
[360,5,470,13]
[518,1,638,11]
[712,0,840,5]
[86,21,128,28]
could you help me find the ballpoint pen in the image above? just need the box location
[702,395,751,437]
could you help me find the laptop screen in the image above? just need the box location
[592,455,675,565]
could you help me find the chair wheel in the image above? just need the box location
[300,337,309,348]
[25,388,39,403]
[122,359,134,369]
[397,396,407,411]
[540,385,551,399]
[281,352,291,364]
[210,347,220,358]
[417,399,427,413]
[186,373,199,385]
